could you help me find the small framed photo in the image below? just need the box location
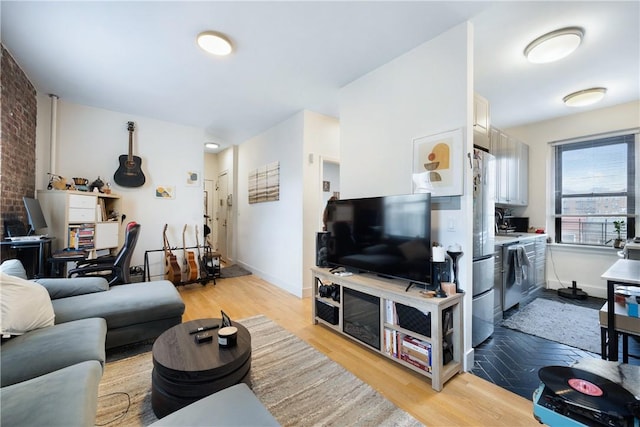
[186,170,201,186]
[323,181,330,192]
[155,185,175,199]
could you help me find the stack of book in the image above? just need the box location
[68,224,95,250]
[400,335,432,372]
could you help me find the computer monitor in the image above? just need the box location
[23,197,48,235]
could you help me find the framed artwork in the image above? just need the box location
[186,170,201,186]
[155,185,175,199]
[323,181,330,192]
[412,128,464,197]
[249,161,280,204]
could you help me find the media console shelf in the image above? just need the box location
[311,267,463,391]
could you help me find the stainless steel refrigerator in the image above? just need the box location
[472,148,496,347]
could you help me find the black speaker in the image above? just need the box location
[395,303,431,338]
[316,231,330,267]
[315,299,339,325]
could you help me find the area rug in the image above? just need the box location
[219,264,251,278]
[95,315,422,426]
[500,298,601,354]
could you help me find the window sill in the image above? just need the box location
[549,242,625,255]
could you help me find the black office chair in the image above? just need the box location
[68,222,140,286]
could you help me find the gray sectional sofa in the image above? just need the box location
[0,259,185,426]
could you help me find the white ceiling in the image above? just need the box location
[2,1,638,152]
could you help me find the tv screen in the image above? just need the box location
[325,193,431,285]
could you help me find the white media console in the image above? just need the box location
[311,267,463,391]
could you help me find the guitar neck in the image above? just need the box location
[127,121,135,161]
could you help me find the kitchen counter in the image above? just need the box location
[495,232,546,245]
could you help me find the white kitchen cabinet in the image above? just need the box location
[38,190,122,255]
[473,94,490,150]
[490,127,529,206]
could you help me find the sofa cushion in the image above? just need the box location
[52,281,185,329]
[0,360,103,427]
[0,317,107,387]
[0,272,55,336]
[0,259,28,279]
[149,383,280,427]
[34,276,109,299]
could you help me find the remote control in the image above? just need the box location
[195,332,213,344]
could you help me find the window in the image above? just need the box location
[554,132,636,246]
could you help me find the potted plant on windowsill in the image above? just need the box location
[613,220,625,248]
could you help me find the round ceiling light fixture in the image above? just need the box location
[563,87,607,107]
[205,142,220,150]
[524,27,584,64]
[197,31,233,56]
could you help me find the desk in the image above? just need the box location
[48,252,88,277]
[602,259,640,361]
[0,237,54,278]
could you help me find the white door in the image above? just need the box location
[217,172,229,262]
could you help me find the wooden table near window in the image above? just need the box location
[602,259,640,361]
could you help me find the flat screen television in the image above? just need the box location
[324,193,432,286]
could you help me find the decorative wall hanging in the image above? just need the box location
[412,128,463,197]
[249,161,280,204]
[155,185,175,199]
[185,170,201,186]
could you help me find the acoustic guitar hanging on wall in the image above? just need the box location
[114,121,146,187]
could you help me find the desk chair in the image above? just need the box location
[68,222,140,286]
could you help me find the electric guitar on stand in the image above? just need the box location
[163,224,181,285]
[183,225,198,282]
[114,121,146,187]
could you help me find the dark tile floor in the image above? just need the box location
[471,288,640,400]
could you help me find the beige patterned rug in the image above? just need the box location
[96,315,423,426]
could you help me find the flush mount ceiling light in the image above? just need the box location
[205,142,220,149]
[197,31,233,56]
[563,87,607,107]
[524,27,584,64]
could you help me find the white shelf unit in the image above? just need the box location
[311,267,463,391]
[38,190,121,256]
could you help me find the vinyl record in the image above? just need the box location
[539,366,637,417]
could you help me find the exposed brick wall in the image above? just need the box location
[1,45,37,238]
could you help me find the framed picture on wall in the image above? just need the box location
[412,128,464,196]
[155,185,175,199]
[186,170,201,186]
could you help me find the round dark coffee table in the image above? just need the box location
[151,318,252,418]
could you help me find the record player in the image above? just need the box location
[534,366,640,427]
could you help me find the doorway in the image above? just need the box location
[320,158,340,230]
[216,171,230,263]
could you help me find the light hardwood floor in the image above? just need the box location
[177,274,540,426]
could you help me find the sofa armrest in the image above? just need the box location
[32,277,109,299]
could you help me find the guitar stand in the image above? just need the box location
[143,246,218,286]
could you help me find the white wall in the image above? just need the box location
[339,22,476,368]
[506,100,640,297]
[35,98,206,278]
[237,112,305,297]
